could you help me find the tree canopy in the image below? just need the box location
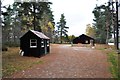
[2,1,55,46]
[92,4,112,44]
[85,24,95,38]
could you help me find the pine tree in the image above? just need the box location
[57,13,69,43]
[92,5,112,43]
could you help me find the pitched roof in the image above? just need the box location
[30,30,50,39]
[79,34,94,39]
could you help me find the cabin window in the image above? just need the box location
[47,40,49,46]
[41,39,44,47]
[85,40,88,43]
[30,39,37,48]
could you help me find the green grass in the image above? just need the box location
[2,47,44,77]
[0,54,2,78]
[118,54,120,78]
[107,51,118,78]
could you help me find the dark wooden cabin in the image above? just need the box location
[20,30,50,57]
[73,34,95,45]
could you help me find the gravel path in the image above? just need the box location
[10,44,112,78]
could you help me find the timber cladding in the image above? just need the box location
[20,30,50,57]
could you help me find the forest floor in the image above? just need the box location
[3,44,113,78]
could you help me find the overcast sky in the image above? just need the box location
[2,0,108,36]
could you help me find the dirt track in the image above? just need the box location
[10,44,112,78]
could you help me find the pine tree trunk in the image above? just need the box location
[60,28,62,44]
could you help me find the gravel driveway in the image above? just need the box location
[10,44,112,78]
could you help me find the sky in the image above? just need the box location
[2,0,109,36]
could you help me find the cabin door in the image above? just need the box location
[45,40,47,54]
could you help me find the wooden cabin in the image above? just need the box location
[73,34,95,45]
[20,30,50,57]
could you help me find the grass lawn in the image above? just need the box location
[107,51,118,78]
[0,54,2,78]
[2,47,44,77]
[118,54,120,78]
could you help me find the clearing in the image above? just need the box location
[6,44,112,78]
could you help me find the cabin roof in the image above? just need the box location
[30,30,50,39]
[73,34,95,41]
[20,30,50,39]
[79,34,94,40]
